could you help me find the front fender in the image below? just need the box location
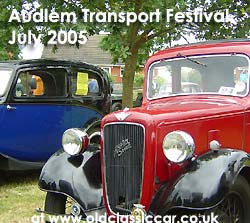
[150,149,250,215]
[38,145,103,211]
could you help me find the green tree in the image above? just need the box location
[36,0,187,107]
[38,0,249,107]
[0,1,21,60]
[134,73,144,88]
[186,0,250,40]
[3,0,250,107]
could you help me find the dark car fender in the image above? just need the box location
[150,149,250,215]
[38,145,103,211]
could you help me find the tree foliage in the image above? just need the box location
[186,0,250,40]
[2,0,250,106]
[134,73,144,88]
[0,1,21,60]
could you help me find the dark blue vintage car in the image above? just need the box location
[0,59,111,170]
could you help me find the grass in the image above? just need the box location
[0,171,46,223]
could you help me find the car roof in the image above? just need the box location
[145,38,250,70]
[155,38,250,53]
[0,58,104,72]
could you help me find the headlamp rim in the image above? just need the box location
[162,130,195,163]
[62,128,89,156]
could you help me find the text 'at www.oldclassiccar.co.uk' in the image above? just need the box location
[7,8,230,45]
[31,212,219,223]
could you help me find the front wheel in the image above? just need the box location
[111,102,122,111]
[213,175,250,223]
[86,128,100,146]
[45,192,85,222]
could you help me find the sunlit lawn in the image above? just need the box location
[0,171,46,223]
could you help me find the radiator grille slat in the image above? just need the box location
[104,123,144,214]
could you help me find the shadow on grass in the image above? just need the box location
[0,170,41,187]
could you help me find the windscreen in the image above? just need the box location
[148,54,249,99]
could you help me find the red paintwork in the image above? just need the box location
[101,40,250,214]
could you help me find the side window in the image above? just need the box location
[72,70,101,96]
[14,68,68,98]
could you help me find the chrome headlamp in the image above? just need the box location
[162,130,195,163]
[62,128,89,156]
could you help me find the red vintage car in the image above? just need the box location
[39,39,250,222]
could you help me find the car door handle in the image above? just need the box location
[7,105,17,111]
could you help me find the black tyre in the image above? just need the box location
[86,128,100,145]
[213,175,250,223]
[45,192,67,213]
[45,192,66,223]
[45,192,84,223]
[111,102,122,111]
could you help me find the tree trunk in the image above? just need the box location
[122,47,139,108]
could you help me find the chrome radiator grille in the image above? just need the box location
[103,123,144,214]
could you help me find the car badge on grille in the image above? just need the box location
[114,107,131,121]
[114,138,132,157]
[132,204,146,223]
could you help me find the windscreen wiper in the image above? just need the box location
[177,53,207,67]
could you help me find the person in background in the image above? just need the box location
[33,75,44,96]
[88,79,99,93]
[15,78,25,97]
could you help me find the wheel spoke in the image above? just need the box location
[213,192,244,223]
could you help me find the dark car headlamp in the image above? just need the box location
[62,128,89,156]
